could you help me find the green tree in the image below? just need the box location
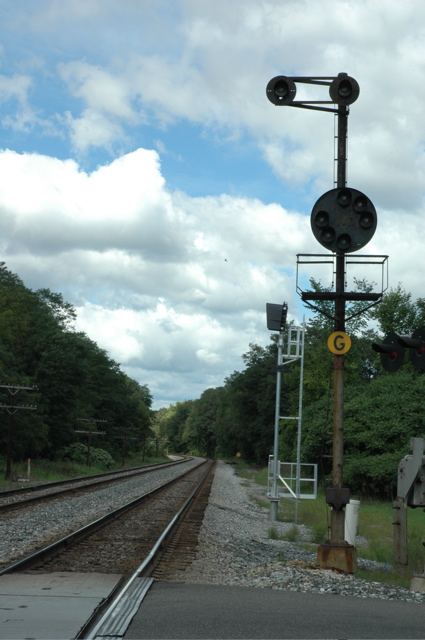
[0,262,154,470]
[163,401,195,453]
[371,283,418,335]
[183,388,220,457]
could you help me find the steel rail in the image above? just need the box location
[0,457,190,513]
[81,459,215,640]
[0,456,189,498]
[0,458,207,576]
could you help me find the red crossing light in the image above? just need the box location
[398,329,425,369]
[372,332,405,372]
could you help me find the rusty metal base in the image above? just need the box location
[317,542,357,574]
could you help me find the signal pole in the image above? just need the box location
[266,303,287,522]
[266,72,383,572]
[330,100,349,547]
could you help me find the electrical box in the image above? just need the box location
[397,438,425,507]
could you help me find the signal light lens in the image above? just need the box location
[337,188,352,207]
[274,80,289,98]
[315,211,329,228]
[353,195,368,212]
[266,76,297,105]
[338,79,352,98]
[337,234,351,251]
[360,213,374,229]
[329,75,360,105]
[321,227,335,244]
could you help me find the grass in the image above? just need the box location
[0,454,170,490]
[235,465,269,486]
[235,463,425,589]
[268,525,301,542]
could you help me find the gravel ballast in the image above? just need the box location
[170,460,425,603]
[0,458,202,566]
[2,458,424,603]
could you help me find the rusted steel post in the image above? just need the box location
[330,351,345,542]
[330,102,348,543]
[317,98,357,571]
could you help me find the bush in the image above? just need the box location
[57,443,114,468]
[344,452,402,499]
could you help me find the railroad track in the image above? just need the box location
[80,459,216,639]
[0,456,189,514]
[0,458,216,639]
[151,460,215,580]
[0,457,212,575]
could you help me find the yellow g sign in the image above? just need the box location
[327,331,351,354]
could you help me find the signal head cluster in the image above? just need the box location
[311,187,377,253]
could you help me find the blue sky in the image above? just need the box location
[0,0,425,408]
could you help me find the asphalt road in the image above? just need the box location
[124,582,425,639]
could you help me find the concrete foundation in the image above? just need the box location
[411,575,425,593]
[317,543,357,574]
[0,571,122,639]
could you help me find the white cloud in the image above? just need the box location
[1,0,425,407]
[64,109,127,154]
[59,61,136,120]
[0,147,303,406]
[0,73,35,131]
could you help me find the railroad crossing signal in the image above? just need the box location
[372,332,405,372]
[311,187,377,253]
[397,329,425,369]
[372,329,425,372]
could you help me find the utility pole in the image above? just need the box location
[0,383,37,480]
[114,426,137,467]
[75,418,107,467]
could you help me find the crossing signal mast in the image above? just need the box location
[266,72,388,573]
[373,329,425,371]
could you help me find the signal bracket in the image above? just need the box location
[296,253,388,321]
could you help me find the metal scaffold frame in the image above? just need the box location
[268,319,307,523]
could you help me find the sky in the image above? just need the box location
[0,0,424,409]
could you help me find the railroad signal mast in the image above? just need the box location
[267,73,387,572]
[266,303,306,523]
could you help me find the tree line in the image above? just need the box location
[0,263,153,474]
[155,281,425,499]
[3,257,423,498]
